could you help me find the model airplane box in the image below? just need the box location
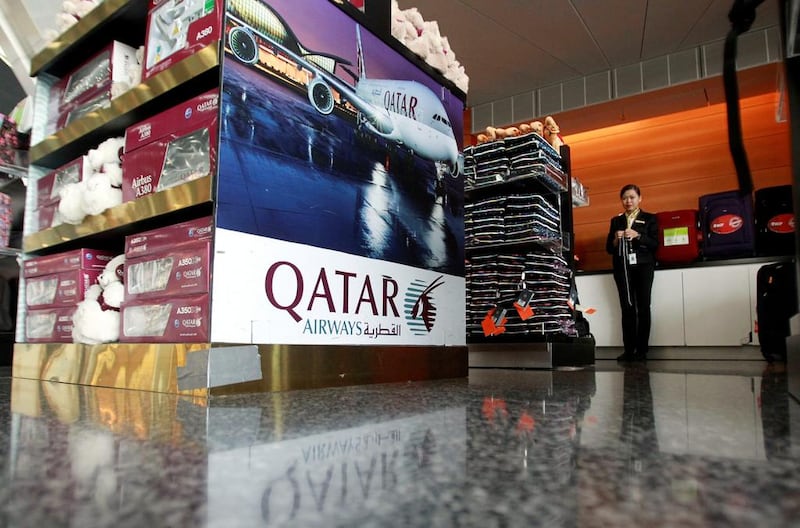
[24,248,115,278]
[25,306,77,343]
[37,156,92,208]
[47,41,138,132]
[142,0,224,81]
[35,202,61,231]
[120,292,210,342]
[25,269,102,309]
[125,240,212,301]
[125,215,214,258]
[35,156,92,230]
[50,91,114,134]
[122,90,218,203]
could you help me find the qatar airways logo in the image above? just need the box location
[263,262,442,335]
[404,276,444,336]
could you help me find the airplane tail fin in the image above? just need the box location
[356,25,366,79]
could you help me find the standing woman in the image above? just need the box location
[606,184,658,361]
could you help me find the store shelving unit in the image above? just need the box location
[13,0,469,395]
[464,143,594,368]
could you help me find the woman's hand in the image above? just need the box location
[623,228,639,240]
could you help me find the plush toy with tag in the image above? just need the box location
[72,254,124,344]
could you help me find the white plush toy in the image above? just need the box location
[55,12,79,33]
[58,181,87,225]
[62,0,101,19]
[87,136,124,171]
[81,171,122,216]
[72,254,124,344]
[58,136,124,225]
[391,5,469,93]
[55,0,101,35]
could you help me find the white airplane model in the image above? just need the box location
[226,0,461,177]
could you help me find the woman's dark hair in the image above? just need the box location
[620,184,641,198]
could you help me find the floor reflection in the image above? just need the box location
[2,362,799,527]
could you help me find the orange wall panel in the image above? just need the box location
[566,93,791,271]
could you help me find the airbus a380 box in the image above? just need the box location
[122,90,219,203]
[142,0,224,81]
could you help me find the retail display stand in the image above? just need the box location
[13,0,469,396]
[464,140,595,368]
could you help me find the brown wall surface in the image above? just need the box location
[464,64,791,272]
[566,91,791,271]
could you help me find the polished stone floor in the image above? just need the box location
[0,360,799,527]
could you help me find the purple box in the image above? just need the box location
[25,269,102,309]
[120,293,210,343]
[125,215,213,258]
[122,90,219,202]
[25,306,77,343]
[24,248,115,278]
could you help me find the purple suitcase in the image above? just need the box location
[699,190,755,258]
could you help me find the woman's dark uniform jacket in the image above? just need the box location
[605,211,659,266]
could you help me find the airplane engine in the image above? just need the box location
[308,77,335,115]
[228,26,259,64]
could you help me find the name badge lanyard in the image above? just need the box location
[618,224,633,307]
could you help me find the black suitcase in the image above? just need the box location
[754,185,795,256]
[756,261,798,362]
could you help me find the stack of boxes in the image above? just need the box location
[24,249,114,342]
[120,216,214,342]
[0,192,11,248]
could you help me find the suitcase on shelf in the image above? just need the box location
[754,185,795,256]
[656,209,700,264]
[699,190,755,259]
[756,261,798,362]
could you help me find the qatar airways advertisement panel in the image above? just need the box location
[213,0,465,345]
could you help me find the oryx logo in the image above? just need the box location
[404,276,444,335]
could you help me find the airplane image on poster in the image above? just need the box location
[225,0,461,178]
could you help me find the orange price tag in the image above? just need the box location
[481,309,507,336]
[514,303,534,320]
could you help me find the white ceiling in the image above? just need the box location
[0,0,784,111]
[397,0,782,106]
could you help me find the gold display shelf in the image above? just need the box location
[30,0,145,76]
[13,342,212,397]
[13,342,469,396]
[23,176,212,252]
[30,42,220,165]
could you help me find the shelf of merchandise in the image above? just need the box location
[22,177,212,253]
[0,158,29,183]
[464,144,594,366]
[13,1,469,395]
[30,43,221,168]
[0,157,26,259]
[30,0,148,77]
